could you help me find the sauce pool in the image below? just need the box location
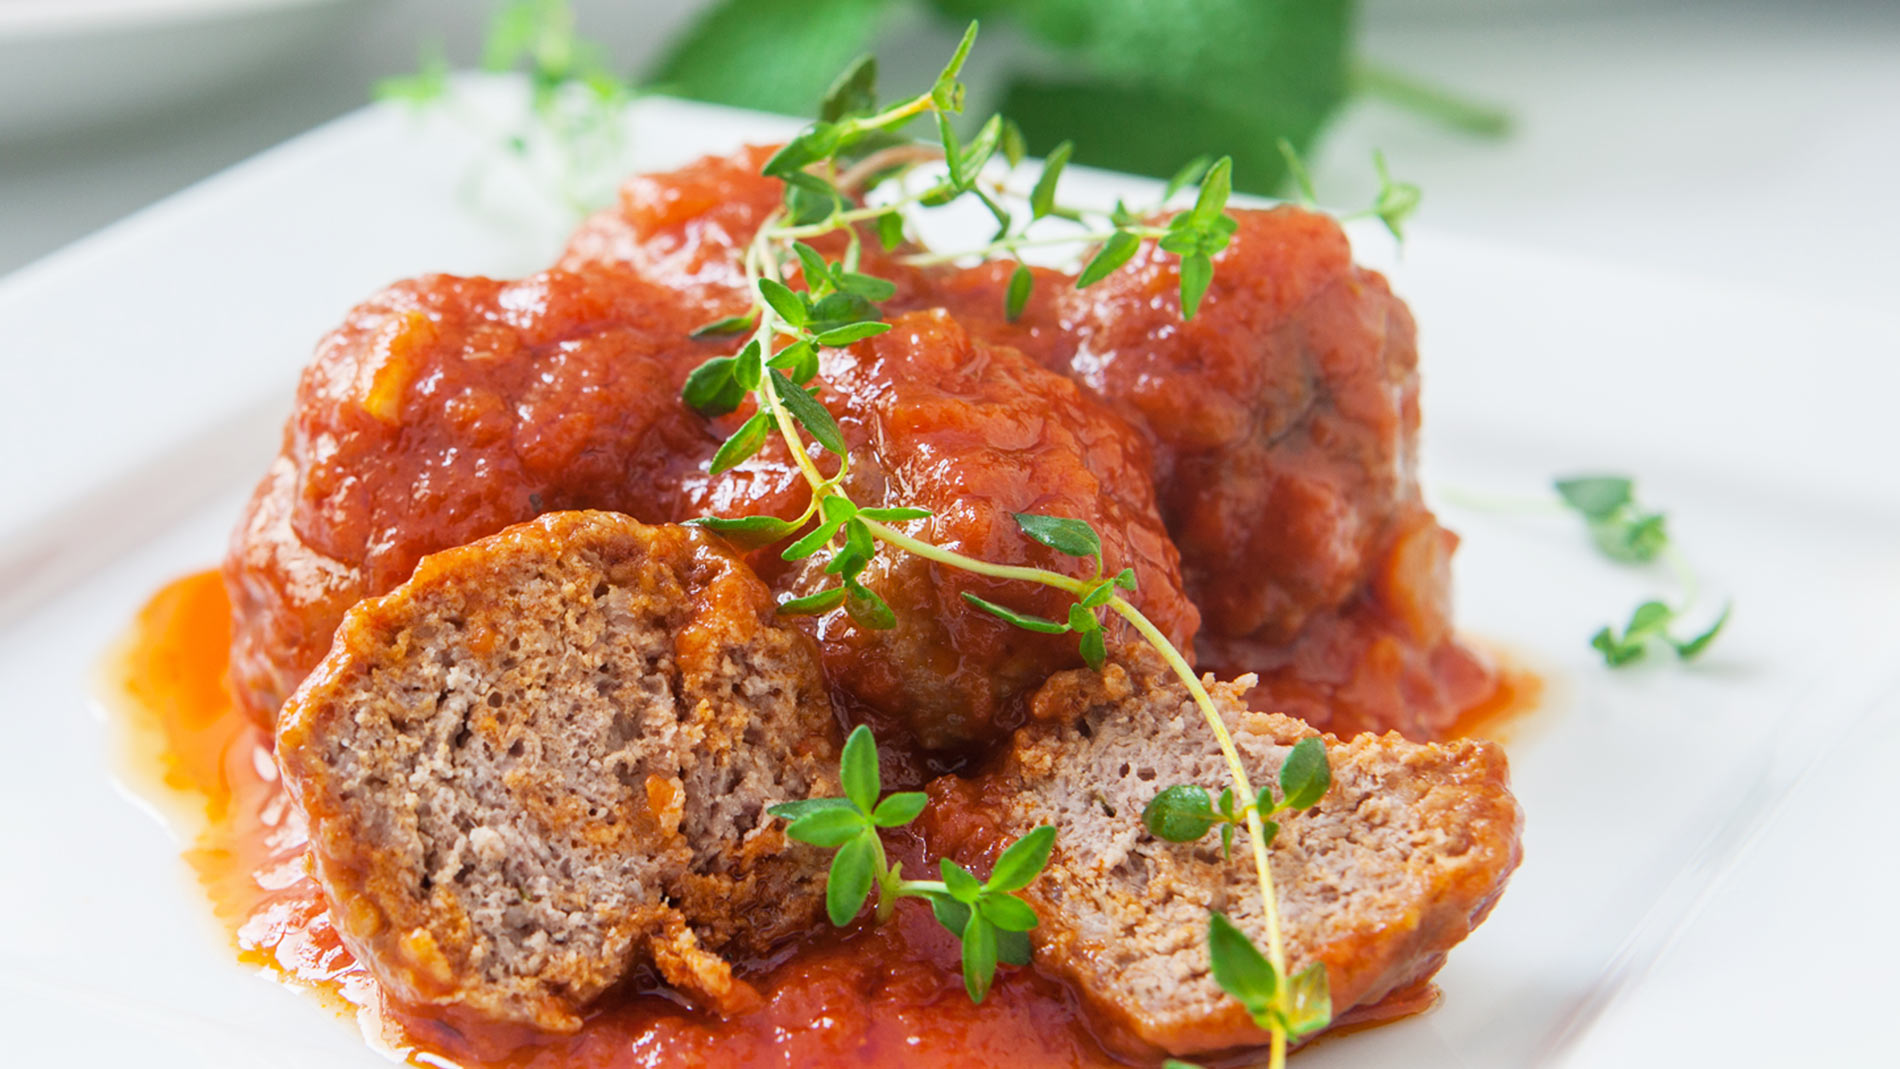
[103,570,1537,1068]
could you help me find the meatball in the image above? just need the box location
[921,648,1522,1057]
[276,512,841,1031]
[716,310,1198,752]
[935,207,1494,738]
[224,268,723,723]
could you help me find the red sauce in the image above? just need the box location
[110,573,1532,1067]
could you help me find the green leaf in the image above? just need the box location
[997,927,1031,967]
[1591,511,1669,564]
[1278,736,1332,811]
[961,913,998,1003]
[758,278,808,327]
[844,581,896,630]
[835,271,897,301]
[985,825,1056,893]
[871,791,929,828]
[825,517,877,583]
[999,0,1350,198]
[928,891,970,935]
[1163,1062,1207,1069]
[839,724,880,813]
[826,830,878,926]
[1005,263,1034,322]
[1371,150,1421,242]
[691,313,756,338]
[1113,567,1137,590]
[1000,117,1027,168]
[767,339,819,385]
[781,515,846,562]
[768,796,855,821]
[791,242,833,295]
[771,370,848,456]
[778,586,849,616]
[1066,602,1099,634]
[1626,600,1677,641]
[857,506,932,522]
[932,20,979,112]
[1079,579,1115,609]
[687,513,795,549]
[681,355,746,416]
[649,0,890,122]
[942,858,983,902]
[1012,512,1102,560]
[1142,784,1216,843]
[977,892,1040,932]
[1673,602,1731,660]
[1163,155,1212,201]
[1178,251,1213,320]
[875,211,905,250]
[1591,625,1647,667]
[1557,475,1636,520]
[732,339,763,390]
[1207,912,1277,1019]
[786,805,870,848]
[960,592,1070,634]
[1029,140,1073,220]
[1187,156,1233,230]
[1276,137,1318,204]
[1076,230,1140,288]
[807,291,881,332]
[815,321,892,347]
[819,53,877,123]
[709,411,773,474]
[1283,961,1334,1039]
[1078,627,1106,670]
[1260,818,1279,848]
[1220,823,1234,859]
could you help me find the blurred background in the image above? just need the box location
[2,0,1896,306]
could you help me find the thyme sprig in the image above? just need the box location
[770,725,1054,1003]
[1142,737,1331,859]
[683,25,1332,1065]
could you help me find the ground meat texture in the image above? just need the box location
[223,267,724,724]
[759,310,1197,752]
[275,512,841,1032]
[923,648,1521,1058]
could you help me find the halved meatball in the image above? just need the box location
[224,268,722,724]
[276,512,841,1031]
[923,647,1522,1058]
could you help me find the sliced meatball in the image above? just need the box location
[275,512,841,1032]
[708,310,1198,753]
[923,647,1522,1058]
[224,268,724,723]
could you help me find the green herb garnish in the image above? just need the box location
[680,29,1334,1063]
[770,725,1053,1003]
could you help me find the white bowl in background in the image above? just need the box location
[0,0,371,141]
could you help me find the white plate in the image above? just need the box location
[2,92,1898,1067]
[0,0,371,140]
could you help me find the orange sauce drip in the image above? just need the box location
[109,571,1532,1067]
[1447,651,1544,744]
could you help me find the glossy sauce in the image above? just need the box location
[108,571,1535,1067]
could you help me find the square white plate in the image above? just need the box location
[3,91,1897,1067]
